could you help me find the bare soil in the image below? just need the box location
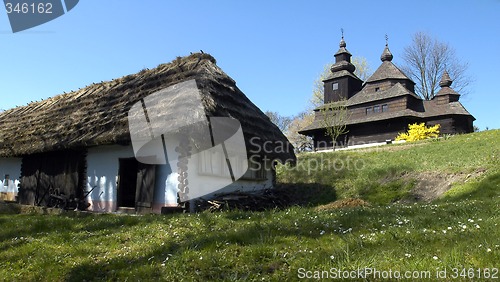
[403,168,487,202]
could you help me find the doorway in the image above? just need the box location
[117,158,156,213]
[117,158,138,208]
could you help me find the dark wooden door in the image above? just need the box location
[135,162,156,213]
[117,158,138,208]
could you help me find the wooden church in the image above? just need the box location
[299,36,475,150]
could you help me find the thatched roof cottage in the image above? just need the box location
[0,53,295,213]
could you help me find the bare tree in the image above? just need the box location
[401,31,472,100]
[265,111,292,133]
[265,110,312,152]
[319,99,350,150]
[286,111,314,152]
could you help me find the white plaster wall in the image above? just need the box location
[0,158,22,198]
[86,141,182,212]
[181,149,274,202]
[154,136,180,210]
[86,145,135,212]
[85,141,275,213]
[200,159,274,198]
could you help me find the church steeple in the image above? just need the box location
[439,70,453,87]
[434,70,460,104]
[380,35,393,62]
[331,32,356,73]
[323,30,363,104]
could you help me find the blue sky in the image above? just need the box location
[1,0,499,130]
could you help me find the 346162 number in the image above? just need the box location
[5,2,53,14]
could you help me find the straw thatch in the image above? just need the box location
[0,53,295,162]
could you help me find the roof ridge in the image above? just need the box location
[365,61,413,83]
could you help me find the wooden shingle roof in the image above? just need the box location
[300,101,474,133]
[365,61,413,83]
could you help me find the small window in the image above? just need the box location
[332,83,339,91]
[375,87,380,92]
[373,105,381,113]
[366,107,373,115]
[242,159,267,180]
[382,104,389,112]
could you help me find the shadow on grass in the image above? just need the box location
[64,211,344,281]
[0,213,150,244]
[439,172,500,202]
[63,194,500,281]
[273,183,337,207]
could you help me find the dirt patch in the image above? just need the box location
[315,198,370,211]
[402,168,487,202]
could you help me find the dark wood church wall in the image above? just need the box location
[426,116,474,135]
[348,119,412,145]
[348,96,408,120]
[18,149,86,206]
[426,118,455,135]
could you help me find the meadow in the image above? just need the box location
[0,130,498,281]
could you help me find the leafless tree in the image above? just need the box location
[286,111,314,152]
[401,31,472,100]
[265,111,292,133]
[319,99,350,150]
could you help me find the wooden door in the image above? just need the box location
[135,163,156,213]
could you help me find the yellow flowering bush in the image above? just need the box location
[395,123,440,141]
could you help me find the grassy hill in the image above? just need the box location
[277,129,499,205]
[0,130,499,281]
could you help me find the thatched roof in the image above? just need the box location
[0,53,295,162]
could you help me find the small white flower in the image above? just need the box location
[462,225,467,229]
[475,224,480,229]
[442,230,447,234]
[405,253,412,258]
[330,255,335,260]
[447,227,452,230]
[487,248,492,252]
[433,256,439,260]
[320,230,325,235]
[468,219,474,223]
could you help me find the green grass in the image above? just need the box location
[0,130,499,281]
[277,129,500,204]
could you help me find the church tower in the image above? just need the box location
[323,34,363,103]
[433,70,461,104]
